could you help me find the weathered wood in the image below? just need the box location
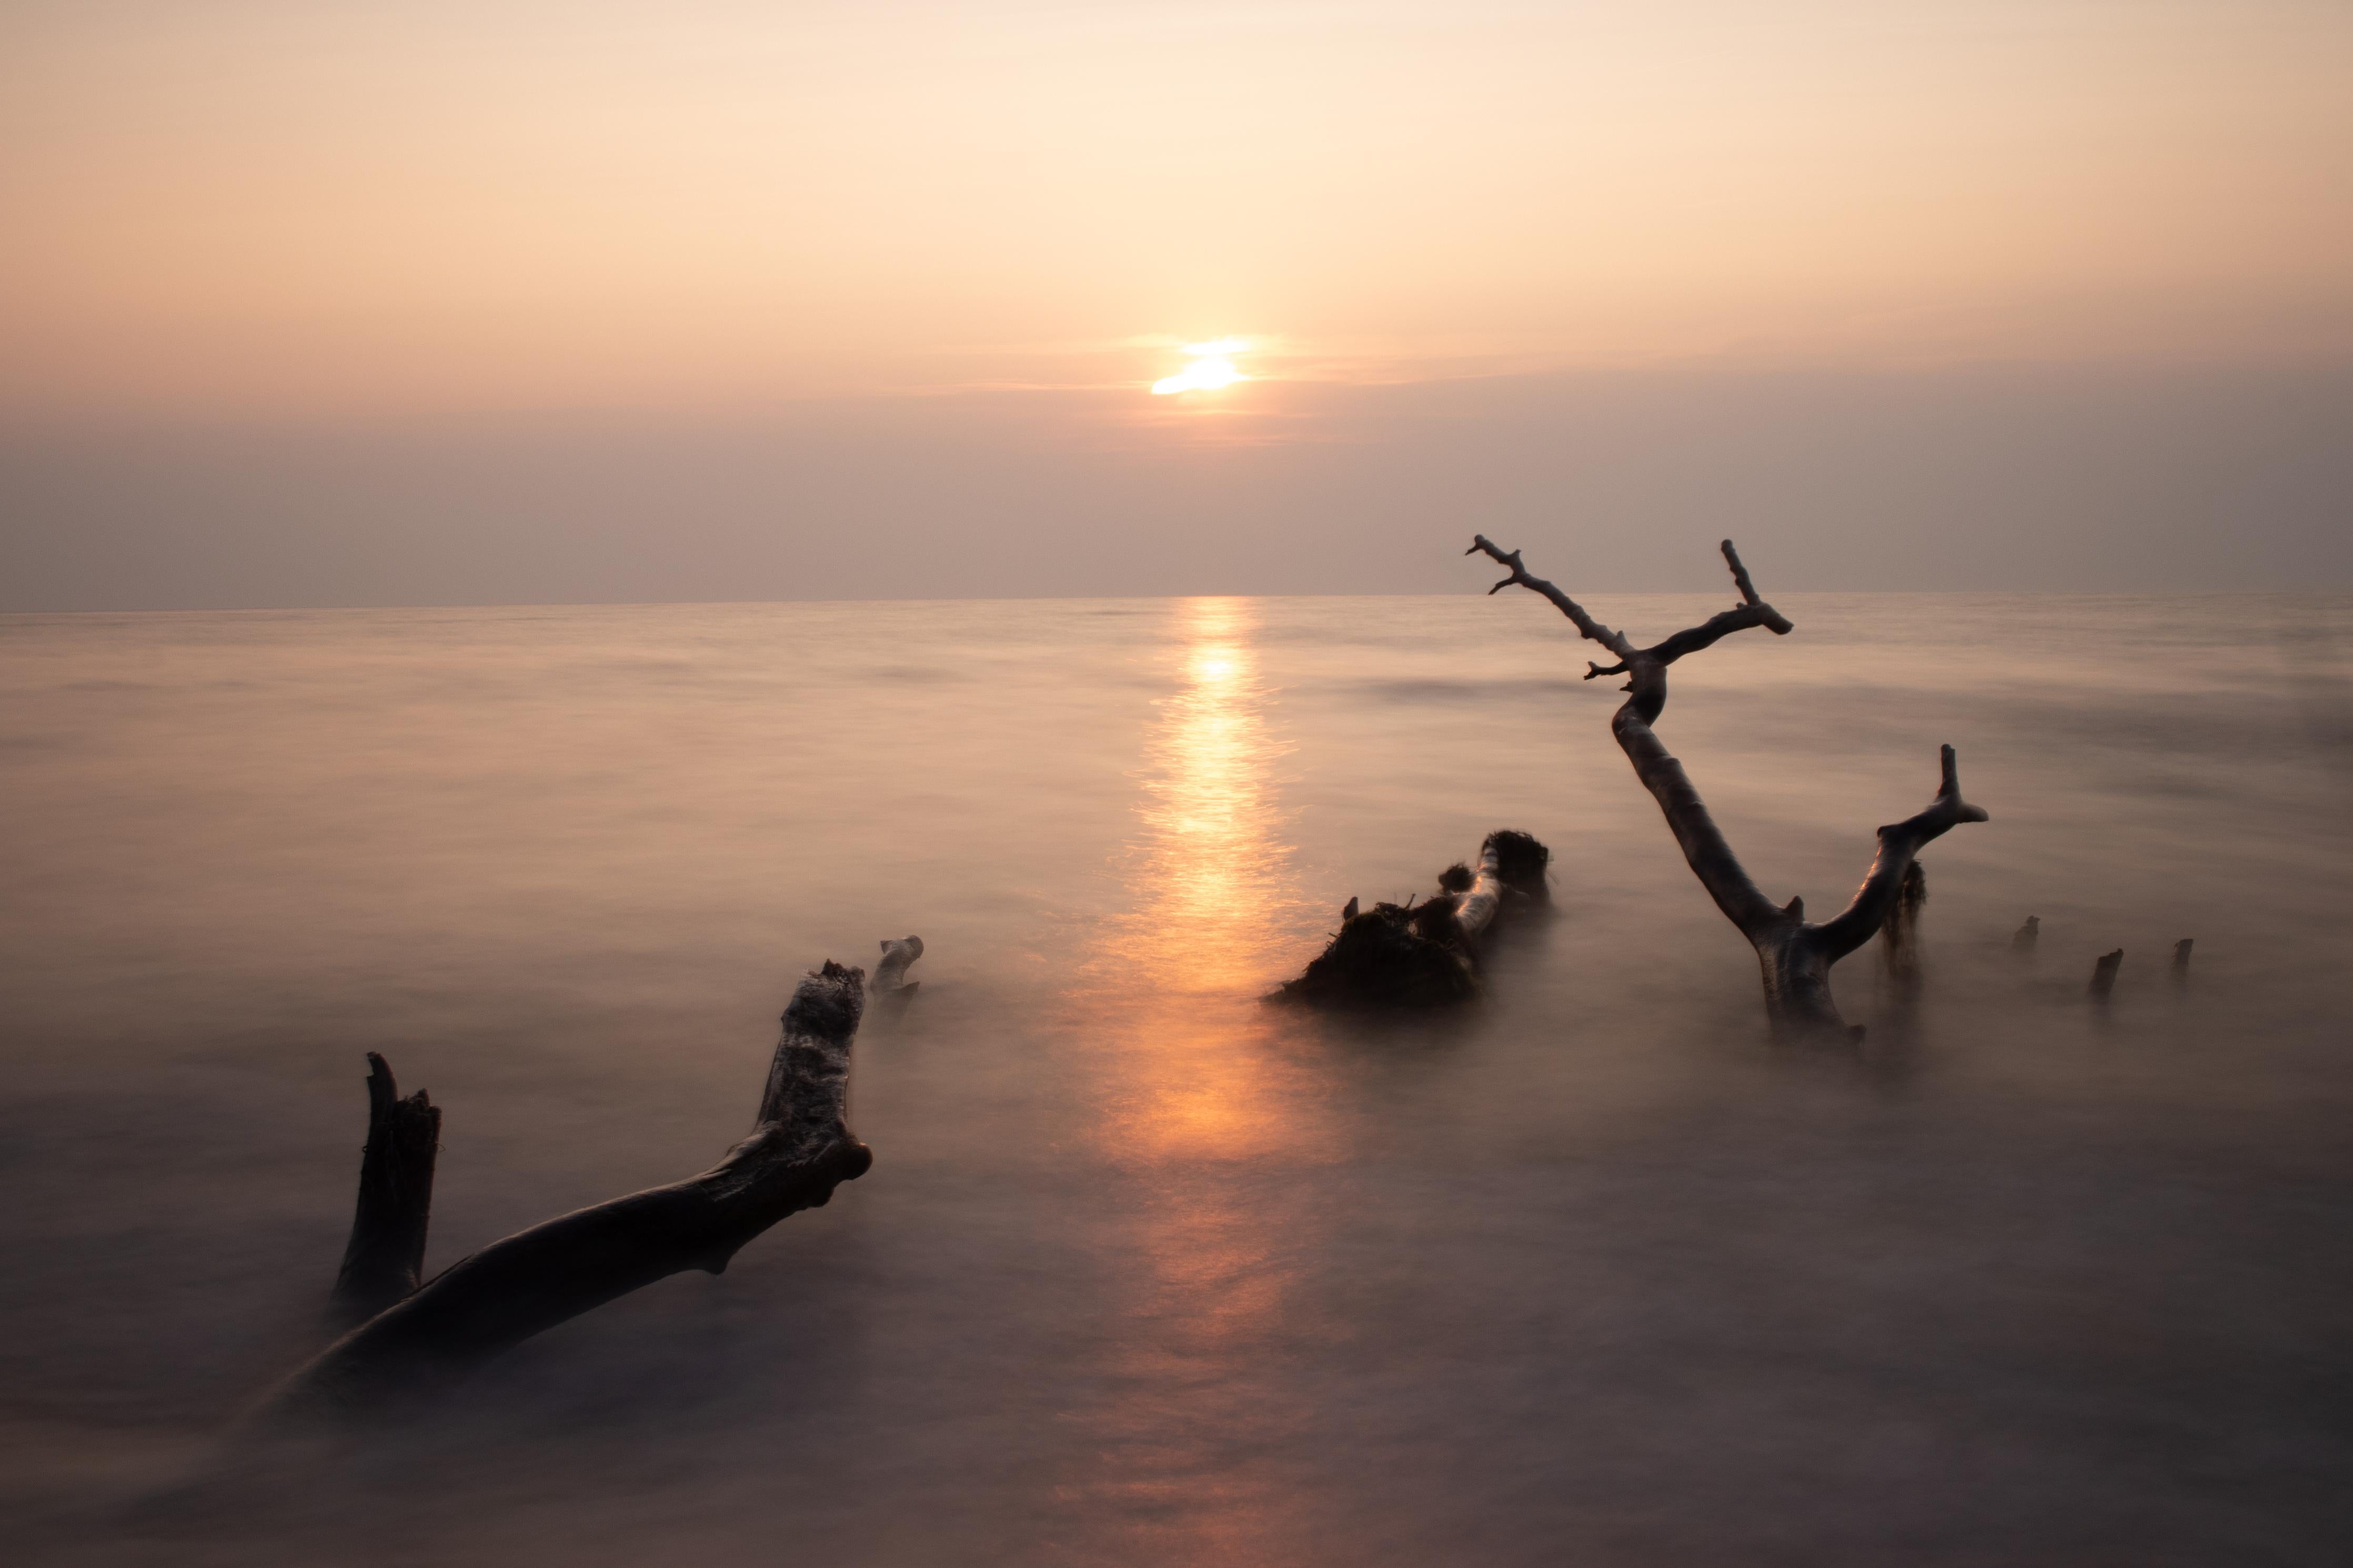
[2172,937,2194,978]
[874,935,924,998]
[268,961,873,1417]
[1880,861,1928,988]
[328,1053,441,1328]
[1469,534,1988,1039]
[1270,829,1550,1008]
[2013,915,2041,953]
[2090,948,2123,998]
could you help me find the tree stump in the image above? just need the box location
[2090,948,2124,999]
[1269,830,1550,1009]
[328,1053,441,1329]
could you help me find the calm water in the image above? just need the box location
[5,592,2351,1565]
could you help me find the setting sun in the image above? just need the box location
[1152,340,1251,396]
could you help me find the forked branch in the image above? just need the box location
[1469,534,1986,1037]
[266,959,882,1417]
[1466,536,1791,689]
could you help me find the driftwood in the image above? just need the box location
[2172,938,2194,978]
[2090,948,2123,998]
[1270,829,1550,1008]
[1880,861,1928,989]
[1469,534,1988,1039]
[2013,915,2041,953]
[874,935,924,997]
[328,1054,441,1329]
[266,955,894,1418]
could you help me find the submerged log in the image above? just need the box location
[266,960,876,1418]
[1269,829,1550,1008]
[1469,534,1988,1040]
[328,1054,441,1329]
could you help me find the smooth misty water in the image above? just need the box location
[4,592,2351,1566]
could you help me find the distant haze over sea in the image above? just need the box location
[5,360,2349,611]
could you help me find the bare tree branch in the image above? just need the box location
[1608,696,1784,938]
[1466,535,1635,661]
[266,961,875,1417]
[1472,535,1987,1037]
[1813,746,1988,963]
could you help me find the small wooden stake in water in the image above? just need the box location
[2013,915,2040,953]
[2090,948,2123,999]
[2173,938,2194,980]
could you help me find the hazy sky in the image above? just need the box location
[4,1,2349,606]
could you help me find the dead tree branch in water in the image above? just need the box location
[267,956,893,1418]
[1270,829,1550,1008]
[1881,861,1928,989]
[328,1054,440,1329]
[1467,535,1987,1039]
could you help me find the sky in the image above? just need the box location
[3,0,2349,607]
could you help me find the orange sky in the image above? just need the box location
[5,1,2349,421]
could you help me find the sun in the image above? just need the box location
[1152,338,1251,396]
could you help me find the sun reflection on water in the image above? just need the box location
[1095,596,1319,1158]
[1060,596,1332,1556]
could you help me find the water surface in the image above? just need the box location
[5,592,2351,1565]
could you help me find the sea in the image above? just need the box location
[5,591,2350,1565]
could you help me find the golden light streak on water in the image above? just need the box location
[1090,596,1323,1161]
[1060,598,1333,1560]
[1133,600,1288,986]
